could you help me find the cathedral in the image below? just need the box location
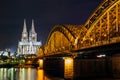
[17,19,42,54]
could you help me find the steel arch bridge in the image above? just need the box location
[38,0,120,57]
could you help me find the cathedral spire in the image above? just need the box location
[31,19,35,33]
[29,19,37,42]
[23,19,27,33]
[21,19,28,42]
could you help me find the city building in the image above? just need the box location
[17,19,42,54]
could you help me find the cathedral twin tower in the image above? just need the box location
[17,19,42,54]
[21,19,37,42]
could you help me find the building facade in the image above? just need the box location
[17,19,42,54]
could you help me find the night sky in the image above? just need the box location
[0,0,102,52]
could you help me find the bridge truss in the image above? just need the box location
[38,0,120,57]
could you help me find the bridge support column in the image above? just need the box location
[43,57,64,77]
[64,57,74,79]
[112,54,120,78]
[38,59,43,69]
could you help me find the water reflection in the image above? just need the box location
[37,69,43,80]
[0,68,64,80]
[0,57,74,80]
[0,68,35,80]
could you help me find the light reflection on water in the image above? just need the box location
[0,68,64,80]
[0,58,74,80]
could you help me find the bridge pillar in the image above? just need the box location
[38,59,43,69]
[64,57,74,79]
[112,54,120,78]
[43,57,64,77]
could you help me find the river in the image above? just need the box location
[1,57,120,80]
[0,68,65,80]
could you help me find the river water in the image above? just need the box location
[0,68,64,80]
[0,67,120,80]
[1,57,120,80]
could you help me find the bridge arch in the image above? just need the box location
[47,25,76,43]
[38,0,120,57]
[39,24,87,56]
[44,25,76,55]
[82,0,120,48]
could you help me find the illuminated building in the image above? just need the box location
[17,19,42,54]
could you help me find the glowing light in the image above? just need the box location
[90,38,93,41]
[64,57,73,66]
[65,58,72,64]
[27,60,32,64]
[97,54,106,58]
[64,57,73,78]
[104,34,107,37]
[38,59,43,69]
[75,37,78,44]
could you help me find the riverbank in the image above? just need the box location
[0,62,19,68]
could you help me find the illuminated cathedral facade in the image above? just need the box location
[17,19,42,54]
